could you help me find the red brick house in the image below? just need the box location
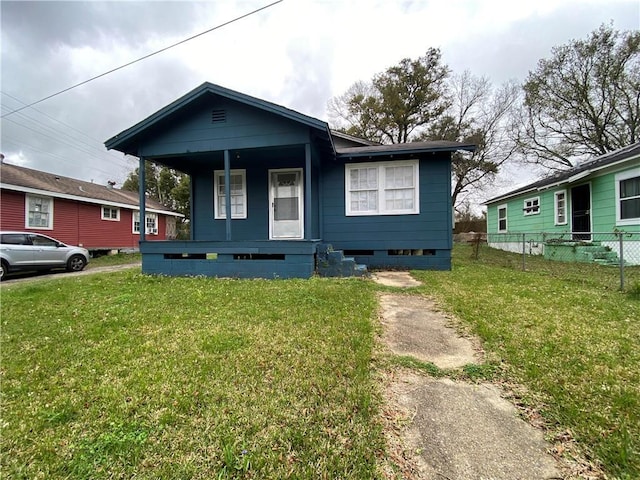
[0,162,183,253]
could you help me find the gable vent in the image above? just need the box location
[211,109,226,123]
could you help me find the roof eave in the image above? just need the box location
[484,153,640,205]
[336,143,476,160]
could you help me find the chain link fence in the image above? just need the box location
[467,232,640,291]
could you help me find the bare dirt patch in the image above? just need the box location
[372,271,423,288]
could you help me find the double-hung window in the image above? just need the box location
[25,194,53,229]
[214,169,247,219]
[101,206,120,221]
[133,212,158,234]
[616,170,640,225]
[523,197,540,216]
[345,160,419,216]
[497,205,508,232]
[554,191,567,225]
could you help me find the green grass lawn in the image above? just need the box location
[1,272,383,479]
[412,244,640,479]
[2,245,639,479]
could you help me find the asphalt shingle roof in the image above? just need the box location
[485,142,640,204]
[0,162,178,214]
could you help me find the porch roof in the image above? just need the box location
[336,140,476,160]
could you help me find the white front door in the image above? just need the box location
[269,169,303,239]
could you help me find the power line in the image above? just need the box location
[1,91,132,156]
[0,95,135,168]
[1,0,283,118]
[1,114,130,169]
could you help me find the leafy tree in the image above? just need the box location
[122,161,190,238]
[516,23,640,170]
[329,56,518,208]
[328,48,451,143]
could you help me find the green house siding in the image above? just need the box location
[487,189,570,234]
[487,165,640,235]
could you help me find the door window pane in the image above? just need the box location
[274,197,299,221]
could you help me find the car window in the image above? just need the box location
[30,235,58,247]
[1,234,30,245]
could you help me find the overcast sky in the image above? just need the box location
[1,0,639,199]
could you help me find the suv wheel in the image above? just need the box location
[67,254,87,272]
[0,260,8,281]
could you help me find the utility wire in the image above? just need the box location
[1,91,134,155]
[0,93,135,167]
[1,0,283,118]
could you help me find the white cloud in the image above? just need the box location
[1,0,638,193]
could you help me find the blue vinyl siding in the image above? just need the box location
[106,82,461,276]
[138,97,311,157]
[190,147,320,241]
[320,153,453,269]
[322,154,452,248]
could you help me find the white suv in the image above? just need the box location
[0,231,90,280]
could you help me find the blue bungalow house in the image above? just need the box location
[105,82,474,278]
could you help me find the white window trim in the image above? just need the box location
[523,196,540,216]
[101,205,120,221]
[345,160,419,216]
[133,212,158,235]
[615,169,640,226]
[497,204,508,232]
[25,194,54,230]
[554,190,567,225]
[214,169,247,219]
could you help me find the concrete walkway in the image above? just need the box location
[373,271,563,480]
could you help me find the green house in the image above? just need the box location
[485,142,640,264]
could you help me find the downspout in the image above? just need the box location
[139,156,146,243]
[224,150,232,241]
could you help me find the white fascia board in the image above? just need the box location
[1,183,184,218]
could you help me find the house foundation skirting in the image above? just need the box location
[140,240,322,279]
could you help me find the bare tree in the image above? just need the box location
[420,71,520,209]
[516,23,640,170]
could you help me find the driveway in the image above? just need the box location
[0,263,141,285]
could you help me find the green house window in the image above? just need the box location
[554,191,567,225]
[498,205,507,232]
[620,177,640,219]
[616,171,640,225]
